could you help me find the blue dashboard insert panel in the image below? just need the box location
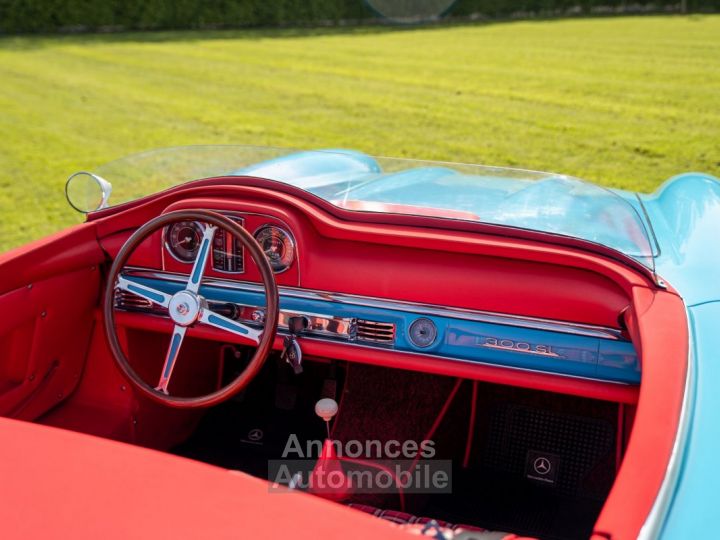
[127,276,640,385]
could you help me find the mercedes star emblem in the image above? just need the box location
[533,457,552,475]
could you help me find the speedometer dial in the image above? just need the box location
[253,225,295,273]
[166,221,203,263]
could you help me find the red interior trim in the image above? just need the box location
[615,403,625,474]
[593,288,687,539]
[0,222,105,293]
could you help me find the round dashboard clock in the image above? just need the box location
[408,318,437,348]
[165,221,203,262]
[253,225,295,273]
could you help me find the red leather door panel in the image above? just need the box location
[0,224,104,420]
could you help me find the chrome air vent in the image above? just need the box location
[356,320,396,344]
[115,289,155,312]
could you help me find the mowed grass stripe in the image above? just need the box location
[0,15,718,249]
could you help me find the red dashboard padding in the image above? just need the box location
[0,417,416,540]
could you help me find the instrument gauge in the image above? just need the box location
[166,221,203,263]
[253,225,295,273]
[212,216,245,274]
[408,318,437,348]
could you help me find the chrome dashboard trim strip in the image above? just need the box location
[259,306,355,341]
[123,267,627,341]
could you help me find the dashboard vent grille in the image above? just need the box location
[356,320,396,344]
[115,289,154,312]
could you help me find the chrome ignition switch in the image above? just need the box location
[281,316,308,374]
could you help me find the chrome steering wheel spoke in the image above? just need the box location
[186,224,216,294]
[155,325,187,394]
[153,225,216,393]
[198,308,262,345]
[116,275,171,308]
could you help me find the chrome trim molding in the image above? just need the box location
[115,289,155,311]
[123,267,626,341]
[357,319,396,343]
[637,305,695,540]
[118,290,358,342]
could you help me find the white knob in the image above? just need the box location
[315,398,339,422]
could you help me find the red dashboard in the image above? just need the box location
[93,180,654,404]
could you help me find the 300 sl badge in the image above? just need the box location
[480,337,560,358]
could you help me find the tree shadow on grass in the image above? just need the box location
[0,13,708,51]
[0,24,418,51]
[0,14,603,51]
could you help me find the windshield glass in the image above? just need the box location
[90,145,656,269]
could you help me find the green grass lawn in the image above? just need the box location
[1,15,719,251]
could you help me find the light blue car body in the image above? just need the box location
[632,175,720,538]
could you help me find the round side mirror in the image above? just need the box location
[65,172,113,213]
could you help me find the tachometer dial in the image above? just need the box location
[166,221,203,263]
[253,225,295,273]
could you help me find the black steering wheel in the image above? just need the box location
[103,210,280,408]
